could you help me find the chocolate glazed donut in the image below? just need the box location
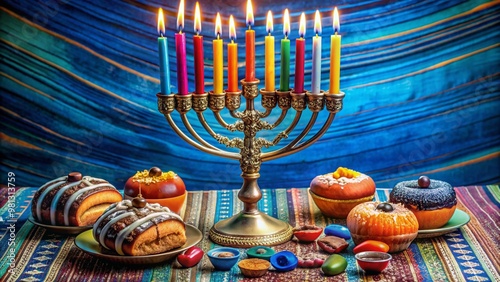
[389,177,457,229]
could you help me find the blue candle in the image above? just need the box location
[158,8,170,94]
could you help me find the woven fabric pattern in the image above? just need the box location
[0,185,499,281]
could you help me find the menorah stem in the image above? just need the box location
[209,79,294,247]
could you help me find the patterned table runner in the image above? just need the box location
[1,186,499,281]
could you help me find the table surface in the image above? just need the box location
[1,186,499,282]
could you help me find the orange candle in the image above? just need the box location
[264,11,275,91]
[245,0,255,82]
[213,13,223,94]
[329,7,341,94]
[228,15,238,92]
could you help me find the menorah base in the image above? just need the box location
[209,211,293,248]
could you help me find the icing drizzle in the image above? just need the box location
[93,199,183,255]
[35,175,116,226]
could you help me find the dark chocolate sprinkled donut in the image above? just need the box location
[389,179,456,210]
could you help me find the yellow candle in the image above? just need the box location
[329,7,341,94]
[213,13,223,94]
[265,11,275,91]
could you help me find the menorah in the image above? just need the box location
[157,78,345,247]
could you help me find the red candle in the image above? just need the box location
[294,13,306,94]
[245,0,255,82]
[176,0,188,95]
[193,2,204,94]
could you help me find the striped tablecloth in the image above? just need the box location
[1,186,499,281]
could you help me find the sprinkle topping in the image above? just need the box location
[132,169,176,185]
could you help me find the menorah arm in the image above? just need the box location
[267,108,288,129]
[261,112,335,161]
[164,114,240,160]
[180,114,221,151]
[214,112,244,132]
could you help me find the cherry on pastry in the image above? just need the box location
[68,172,83,182]
[376,202,394,212]
[149,167,163,177]
[132,196,147,208]
[418,175,431,188]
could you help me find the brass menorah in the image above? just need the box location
[157,78,344,247]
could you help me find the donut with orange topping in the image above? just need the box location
[309,167,376,218]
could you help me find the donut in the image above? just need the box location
[346,201,419,253]
[389,176,457,230]
[309,167,376,218]
[31,172,122,226]
[124,167,187,213]
[310,167,376,199]
[92,197,187,256]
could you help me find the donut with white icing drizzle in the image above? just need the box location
[31,172,122,226]
[310,167,376,200]
[92,199,187,256]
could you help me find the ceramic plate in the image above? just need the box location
[28,215,92,235]
[74,224,203,264]
[417,209,470,238]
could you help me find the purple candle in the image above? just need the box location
[175,0,188,94]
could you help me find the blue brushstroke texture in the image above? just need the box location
[1,0,499,190]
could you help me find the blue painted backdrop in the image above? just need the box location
[1,0,499,190]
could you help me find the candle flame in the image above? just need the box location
[333,7,340,33]
[266,11,273,34]
[229,15,237,41]
[246,0,254,27]
[177,0,184,32]
[157,8,165,36]
[283,9,290,38]
[194,2,201,34]
[215,12,222,38]
[298,12,306,38]
[314,10,322,35]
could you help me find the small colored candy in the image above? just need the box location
[270,251,298,272]
[321,254,347,276]
[317,236,349,254]
[177,246,204,268]
[247,246,275,260]
[292,225,323,242]
[324,224,351,240]
[298,257,324,268]
[353,240,390,254]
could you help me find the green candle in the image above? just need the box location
[280,9,291,91]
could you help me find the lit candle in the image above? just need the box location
[294,12,306,94]
[213,13,223,94]
[157,8,170,94]
[228,15,238,92]
[279,9,290,91]
[175,0,188,95]
[193,2,204,94]
[329,7,341,94]
[311,10,322,94]
[245,0,256,82]
[264,11,275,91]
